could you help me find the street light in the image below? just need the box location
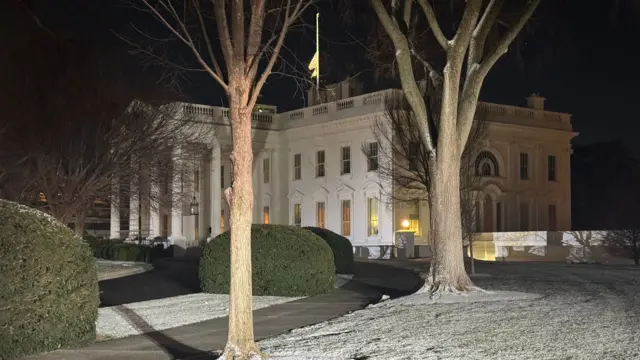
[189,196,199,216]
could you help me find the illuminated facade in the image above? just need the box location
[106,79,576,258]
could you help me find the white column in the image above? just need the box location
[110,179,120,239]
[492,199,498,232]
[169,146,186,252]
[147,168,161,240]
[209,143,221,240]
[129,172,140,240]
[198,155,206,242]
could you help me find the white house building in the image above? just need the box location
[108,78,577,258]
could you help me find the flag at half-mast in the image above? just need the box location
[308,13,320,80]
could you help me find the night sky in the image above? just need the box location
[17,0,640,153]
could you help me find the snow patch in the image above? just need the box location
[258,263,640,359]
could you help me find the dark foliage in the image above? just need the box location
[199,225,336,296]
[304,227,355,274]
[0,200,99,360]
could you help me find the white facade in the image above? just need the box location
[110,79,576,256]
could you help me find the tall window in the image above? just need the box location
[367,197,379,236]
[519,152,529,180]
[548,204,557,230]
[520,202,529,230]
[316,202,325,228]
[547,155,556,181]
[341,146,351,175]
[341,199,351,236]
[367,142,379,172]
[263,206,270,224]
[316,150,325,177]
[293,203,302,227]
[408,214,420,236]
[220,166,225,188]
[263,158,270,184]
[293,154,302,180]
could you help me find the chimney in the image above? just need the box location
[526,93,545,110]
[307,87,317,106]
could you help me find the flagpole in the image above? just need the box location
[315,12,320,90]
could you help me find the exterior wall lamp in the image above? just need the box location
[189,196,199,216]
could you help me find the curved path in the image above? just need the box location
[27,260,423,360]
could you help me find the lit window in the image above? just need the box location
[293,154,301,180]
[263,206,270,224]
[341,199,351,236]
[367,142,379,172]
[316,150,325,178]
[519,153,529,180]
[341,146,351,175]
[263,158,270,184]
[38,192,47,202]
[293,203,302,227]
[548,155,556,181]
[220,208,225,232]
[367,197,379,236]
[408,214,420,236]
[316,202,325,228]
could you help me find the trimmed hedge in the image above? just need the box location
[304,227,355,274]
[0,200,99,360]
[83,236,123,252]
[94,243,152,262]
[199,224,336,296]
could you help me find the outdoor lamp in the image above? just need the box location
[401,219,410,229]
[189,196,199,216]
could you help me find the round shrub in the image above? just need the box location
[304,227,355,274]
[199,224,336,296]
[94,243,151,262]
[0,200,99,360]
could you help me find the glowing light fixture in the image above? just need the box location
[189,196,199,216]
[401,219,410,229]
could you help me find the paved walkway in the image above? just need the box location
[26,260,422,360]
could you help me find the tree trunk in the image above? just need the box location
[424,154,474,295]
[222,99,260,359]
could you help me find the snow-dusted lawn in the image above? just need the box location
[98,293,303,339]
[259,262,640,360]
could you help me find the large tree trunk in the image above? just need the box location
[425,154,474,295]
[222,96,260,359]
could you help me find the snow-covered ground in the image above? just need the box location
[98,293,303,338]
[99,273,355,339]
[258,262,640,360]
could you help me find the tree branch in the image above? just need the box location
[370,0,436,158]
[415,0,449,51]
[468,0,504,74]
[476,0,541,77]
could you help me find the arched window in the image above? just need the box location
[475,151,500,177]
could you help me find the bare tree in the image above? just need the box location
[0,22,206,236]
[603,230,640,265]
[370,86,486,275]
[126,1,314,357]
[368,0,540,295]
